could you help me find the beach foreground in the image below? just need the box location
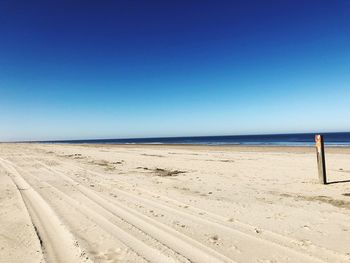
[1,143,350,263]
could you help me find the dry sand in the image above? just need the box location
[0,143,350,263]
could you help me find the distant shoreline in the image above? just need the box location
[4,142,350,154]
[5,131,350,147]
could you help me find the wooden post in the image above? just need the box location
[315,134,327,184]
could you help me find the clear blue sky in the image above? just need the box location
[1,0,349,141]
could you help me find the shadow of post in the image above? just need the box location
[326,179,350,185]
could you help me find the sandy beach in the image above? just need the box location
[1,143,350,263]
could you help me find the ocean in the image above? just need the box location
[41,132,350,147]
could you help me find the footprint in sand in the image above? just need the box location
[231,245,242,254]
[94,248,127,263]
[256,259,277,263]
[273,213,286,220]
[294,239,313,248]
[302,225,311,230]
[209,234,219,244]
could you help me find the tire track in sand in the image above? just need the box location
[17,153,349,263]
[3,159,178,263]
[37,160,236,263]
[51,159,348,263]
[0,158,89,263]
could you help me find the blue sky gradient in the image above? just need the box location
[1,0,350,141]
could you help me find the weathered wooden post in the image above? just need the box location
[315,134,327,184]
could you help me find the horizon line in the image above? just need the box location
[3,131,350,143]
